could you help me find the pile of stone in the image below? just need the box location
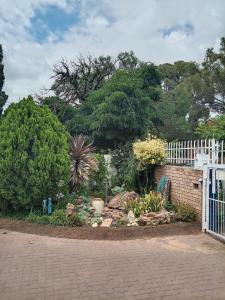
[107,191,139,210]
[138,210,175,226]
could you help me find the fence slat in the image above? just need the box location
[165,139,223,166]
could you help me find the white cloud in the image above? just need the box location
[1,0,225,107]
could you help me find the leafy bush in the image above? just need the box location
[25,209,87,227]
[111,143,139,191]
[0,96,70,211]
[164,200,175,211]
[89,153,107,198]
[124,199,142,217]
[174,202,197,222]
[142,192,164,213]
[67,212,87,226]
[133,136,166,168]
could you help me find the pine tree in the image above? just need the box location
[0,96,70,211]
[0,45,8,115]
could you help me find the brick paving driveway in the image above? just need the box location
[0,230,225,300]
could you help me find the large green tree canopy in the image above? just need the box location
[0,96,70,211]
[63,64,161,149]
[42,38,225,145]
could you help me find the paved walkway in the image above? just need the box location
[0,230,225,300]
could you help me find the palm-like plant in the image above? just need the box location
[70,135,97,192]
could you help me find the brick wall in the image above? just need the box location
[155,165,203,217]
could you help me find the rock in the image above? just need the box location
[131,222,139,226]
[92,222,98,228]
[123,191,139,202]
[107,194,123,209]
[107,191,139,210]
[127,210,136,224]
[101,218,113,227]
[76,197,83,205]
[138,211,175,226]
[66,203,76,217]
[102,207,126,220]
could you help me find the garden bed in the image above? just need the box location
[0,217,201,240]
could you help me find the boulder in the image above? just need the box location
[127,210,136,224]
[107,194,123,209]
[66,203,76,217]
[123,191,139,202]
[138,211,175,226]
[102,207,126,220]
[101,218,113,227]
[107,191,139,210]
[76,197,83,205]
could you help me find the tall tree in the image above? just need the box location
[81,64,161,149]
[157,61,209,141]
[200,37,225,113]
[52,55,117,105]
[0,45,8,115]
[51,51,141,106]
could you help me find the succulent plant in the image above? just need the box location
[70,135,97,192]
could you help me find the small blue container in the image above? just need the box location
[47,197,52,215]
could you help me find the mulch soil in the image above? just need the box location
[0,217,201,240]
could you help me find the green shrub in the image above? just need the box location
[124,199,142,217]
[115,218,127,226]
[25,209,87,227]
[48,209,68,226]
[164,200,174,211]
[111,143,139,191]
[25,213,50,225]
[68,212,87,227]
[0,96,70,212]
[174,202,197,222]
[89,153,107,198]
[142,191,163,213]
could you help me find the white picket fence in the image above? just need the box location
[165,139,225,166]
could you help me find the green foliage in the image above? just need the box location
[111,185,126,196]
[115,218,127,226]
[124,199,142,217]
[201,37,225,113]
[0,96,70,211]
[25,209,87,227]
[174,202,197,222]
[111,143,139,191]
[133,137,166,167]
[68,212,87,226]
[70,135,97,192]
[157,61,209,141]
[142,192,164,213]
[196,115,225,140]
[88,67,161,149]
[89,153,107,198]
[164,200,175,212]
[124,191,164,217]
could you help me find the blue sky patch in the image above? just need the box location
[161,22,194,37]
[29,5,80,42]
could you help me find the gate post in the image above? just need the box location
[202,165,208,231]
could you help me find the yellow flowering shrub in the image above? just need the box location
[133,137,166,167]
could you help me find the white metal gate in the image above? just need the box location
[203,164,225,241]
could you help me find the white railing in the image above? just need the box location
[165,139,225,166]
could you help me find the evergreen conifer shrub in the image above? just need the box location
[0,96,70,211]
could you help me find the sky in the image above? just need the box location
[1,0,225,106]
